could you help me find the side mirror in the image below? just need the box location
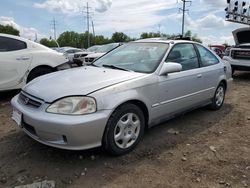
[159,62,182,76]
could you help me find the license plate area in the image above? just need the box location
[12,108,22,127]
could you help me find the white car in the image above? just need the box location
[0,34,70,91]
[60,47,84,63]
[84,43,122,64]
[223,27,250,74]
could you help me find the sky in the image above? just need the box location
[0,0,249,45]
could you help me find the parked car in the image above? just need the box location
[60,47,84,63]
[0,34,70,91]
[73,45,102,66]
[209,45,225,58]
[11,39,232,155]
[223,27,250,75]
[84,43,122,64]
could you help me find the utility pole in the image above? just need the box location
[92,20,96,45]
[51,18,57,40]
[83,2,91,48]
[179,0,192,37]
[82,2,93,48]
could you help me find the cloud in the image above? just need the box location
[34,0,82,16]
[0,16,46,40]
[33,0,113,15]
[200,35,235,45]
[95,0,112,13]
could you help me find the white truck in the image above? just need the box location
[223,27,250,75]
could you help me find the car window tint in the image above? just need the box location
[166,43,199,71]
[0,36,27,52]
[196,44,219,66]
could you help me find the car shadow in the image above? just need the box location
[233,71,250,81]
[0,90,20,102]
[0,102,233,187]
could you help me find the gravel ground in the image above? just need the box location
[0,71,249,188]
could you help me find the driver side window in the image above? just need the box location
[166,43,199,71]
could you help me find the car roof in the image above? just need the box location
[0,33,33,43]
[134,38,197,45]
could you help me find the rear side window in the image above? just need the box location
[196,44,219,67]
[166,43,199,71]
[0,36,27,52]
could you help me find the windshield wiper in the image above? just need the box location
[102,64,130,71]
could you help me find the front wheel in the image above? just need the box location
[209,83,226,110]
[103,104,145,156]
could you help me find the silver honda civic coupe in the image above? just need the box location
[11,39,233,155]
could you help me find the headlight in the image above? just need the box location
[46,96,96,115]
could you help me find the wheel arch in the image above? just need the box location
[27,65,54,83]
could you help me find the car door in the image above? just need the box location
[152,43,205,120]
[0,36,32,90]
[194,44,223,99]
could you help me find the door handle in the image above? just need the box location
[197,74,202,78]
[16,57,30,61]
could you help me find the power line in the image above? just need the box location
[179,0,192,37]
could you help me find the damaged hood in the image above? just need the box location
[233,27,250,46]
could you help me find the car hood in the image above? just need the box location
[23,66,145,102]
[74,51,93,55]
[233,27,250,45]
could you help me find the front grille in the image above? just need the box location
[85,57,95,63]
[18,92,43,108]
[231,50,250,60]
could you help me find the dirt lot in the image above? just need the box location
[0,72,250,188]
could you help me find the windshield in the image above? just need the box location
[94,42,169,73]
[96,43,119,53]
[87,45,101,52]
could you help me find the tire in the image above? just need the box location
[103,103,145,156]
[27,67,53,83]
[209,83,226,110]
[231,67,235,77]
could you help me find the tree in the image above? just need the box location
[140,32,161,39]
[184,30,202,43]
[0,24,19,36]
[111,32,130,42]
[40,38,58,47]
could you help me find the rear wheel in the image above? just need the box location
[103,104,145,156]
[27,67,53,83]
[209,83,225,110]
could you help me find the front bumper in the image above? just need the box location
[223,56,250,69]
[11,94,112,150]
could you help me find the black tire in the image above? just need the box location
[103,103,145,156]
[209,83,226,110]
[27,67,53,83]
[231,67,235,77]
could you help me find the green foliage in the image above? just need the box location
[0,24,19,36]
[57,31,83,48]
[40,30,202,48]
[140,32,161,39]
[111,32,130,42]
[184,30,202,43]
[40,38,58,48]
